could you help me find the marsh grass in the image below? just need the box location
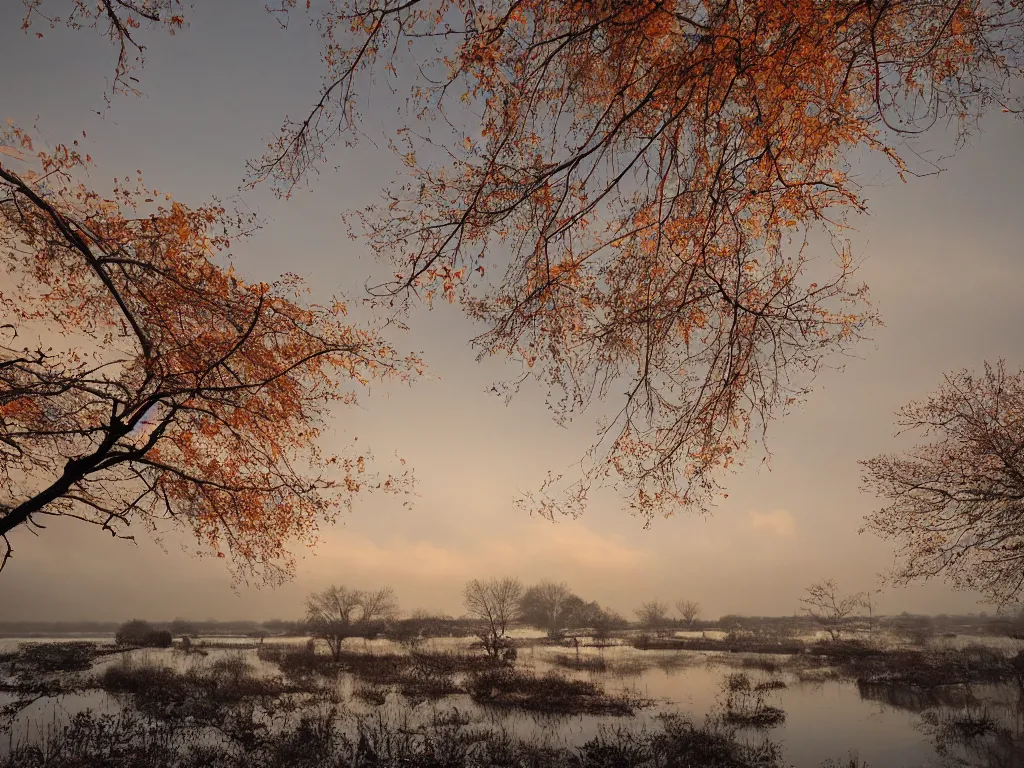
[256,646,496,704]
[739,657,784,674]
[720,673,787,729]
[550,653,608,673]
[796,641,1015,688]
[352,681,389,706]
[631,635,805,655]
[95,651,335,753]
[0,642,123,723]
[468,667,652,715]
[947,710,999,740]
[554,649,697,679]
[0,706,791,768]
[856,680,977,713]
[917,705,1023,764]
[7,637,1024,767]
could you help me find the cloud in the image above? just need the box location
[305,519,641,585]
[747,509,797,538]
[306,535,468,580]
[528,522,642,569]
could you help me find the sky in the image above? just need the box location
[2,2,1024,623]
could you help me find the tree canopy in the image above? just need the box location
[799,578,863,641]
[10,0,1024,582]
[0,129,419,579]
[305,584,399,657]
[244,0,1023,521]
[862,362,1024,606]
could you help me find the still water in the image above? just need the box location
[2,635,1021,767]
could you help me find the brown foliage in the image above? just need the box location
[22,1,1024,525]
[245,0,1024,520]
[0,129,420,579]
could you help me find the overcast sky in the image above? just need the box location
[2,2,1023,623]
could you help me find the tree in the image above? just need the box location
[463,576,523,657]
[634,599,670,632]
[241,0,1024,523]
[0,129,419,577]
[20,1,187,97]
[305,585,398,659]
[115,619,153,646]
[354,585,401,636]
[676,600,701,628]
[799,579,863,642]
[519,580,578,638]
[862,362,1024,606]
[590,605,627,643]
[24,2,1024,528]
[115,618,170,647]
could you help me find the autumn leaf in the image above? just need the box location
[0,128,422,582]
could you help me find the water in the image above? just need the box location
[2,634,1021,767]
[502,644,934,766]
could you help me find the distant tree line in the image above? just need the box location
[14,578,1024,649]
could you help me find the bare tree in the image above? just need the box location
[862,362,1024,606]
[359,586,400,625]
[519,580,577,638]
[634,600,670,632]
[463,577,523,658]
[305,585,397,659]
[799,580,863,642]
[676,600,701,628]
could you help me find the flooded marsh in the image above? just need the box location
[3,630,1024,767]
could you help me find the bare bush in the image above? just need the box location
[799,581,863,642]
[463,577,523,658]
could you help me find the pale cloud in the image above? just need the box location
[305,520,641,585]
[291,520,643,616]
[747,509,797,538]
[528,522,642,569]
[307,534,469,580]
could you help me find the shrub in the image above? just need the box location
[15,642,98,673]
[0,703,792,768]
[147,630,173,648]
[115,619,155,647]
[114,620,172,648]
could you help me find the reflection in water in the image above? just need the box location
[919,705,1024,768]
[5,637,1024,768]
[883,677,1024,768]
[858,681,977,713]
